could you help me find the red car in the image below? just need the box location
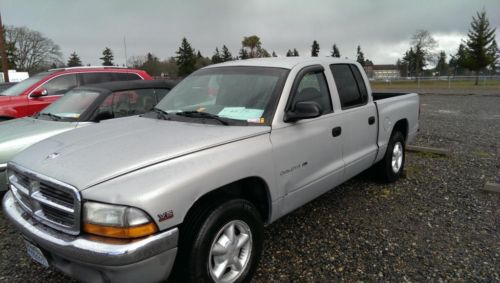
[0,67,152,121]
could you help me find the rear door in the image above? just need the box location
[330,64,378,180]
[271,65,345,215]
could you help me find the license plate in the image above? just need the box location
[24,240,49,268]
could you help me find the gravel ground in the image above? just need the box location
[1,93,499,282]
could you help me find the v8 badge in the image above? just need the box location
[158,210,174,222]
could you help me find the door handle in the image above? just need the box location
[368,116,375,125]
[332,127,342,137]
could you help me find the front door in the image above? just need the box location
[29,74,78,113]
[271,66,345,215]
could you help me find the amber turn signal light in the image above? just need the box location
[83,222,158,239]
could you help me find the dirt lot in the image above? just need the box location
[1,93,499,282]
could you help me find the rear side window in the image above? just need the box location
[290,71,333,114]
[330,64,367,109]
[112,73,142,81]
[42,74,78,95]
[81,73,113,85]
[351,66,368,103]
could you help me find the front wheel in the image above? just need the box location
[378,131,405,183]
[178,199,263,283]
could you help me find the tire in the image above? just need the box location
[378,131,405,183]
[175,198,263,283]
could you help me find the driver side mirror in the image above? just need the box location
[31,88,48,98]
[284,101,322,123]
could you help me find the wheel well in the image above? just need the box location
[393,119,408,141]
[0,116,14,121]
[185,177,271,224]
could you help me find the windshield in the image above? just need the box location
[155,66,289,125]
[0,72,52,96]
[37,89,101,121]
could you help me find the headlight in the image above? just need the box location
[83,202,158,239]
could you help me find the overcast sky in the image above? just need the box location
[1,0,499,66]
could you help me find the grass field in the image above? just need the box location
[371,79,500,90]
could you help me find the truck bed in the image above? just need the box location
[373,92,419,163]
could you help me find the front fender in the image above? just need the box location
[81,133,277,231]
[0,107,17,119]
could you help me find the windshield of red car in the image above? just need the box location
[0,72,52,96]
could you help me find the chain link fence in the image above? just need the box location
[370,76,500,89]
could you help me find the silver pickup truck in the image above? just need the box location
[3,58,419,283]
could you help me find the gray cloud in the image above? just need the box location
[2,0,499,66]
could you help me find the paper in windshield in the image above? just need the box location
[218,107,264,121]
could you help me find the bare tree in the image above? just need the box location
[410,30,437,77]
[4,26,62,73]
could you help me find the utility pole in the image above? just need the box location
[0,12,9,82]
[123,36,128,67]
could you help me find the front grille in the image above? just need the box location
[8,164,81,235]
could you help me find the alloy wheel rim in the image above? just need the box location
[391,141,403,173]
[208,220,253,283]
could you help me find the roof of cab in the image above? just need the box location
[203,57,358,70]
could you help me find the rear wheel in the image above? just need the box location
[378,131,405,182]
[176,198,263,283]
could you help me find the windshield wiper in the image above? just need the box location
[39,112,62,121]
[176,111,229,125]
[153,107,170,120]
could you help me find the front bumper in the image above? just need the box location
[3,191,178,283]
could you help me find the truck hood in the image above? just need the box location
[0,118,77,164]
[11,116,271,190]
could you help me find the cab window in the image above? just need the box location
[289,71,333,114]
[330,64,368,109]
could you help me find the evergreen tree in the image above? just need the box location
[272,51,277,57]
[450,43,469,76]
[140,53,162,76]
[435,51,448,76]
[258,48,271,57]
[175,38,196,76]
[239,48,249,60]
[331,44,340,57]
[286,49,293,57]
[221,45,232,62]
[396,59,408,77]
[67,52,82,67]
[100,47,114,66]
[293,48,299,56]
[196,51,203,59]
[195,56,211,69]
[212,47,222,64]
[463,10,497,84]
[311,40,320,57]
[356,45,365,66]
